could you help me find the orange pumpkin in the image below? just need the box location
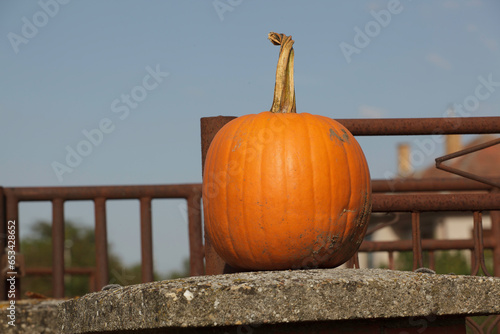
[202,33,371,270]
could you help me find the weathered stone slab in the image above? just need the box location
[0,299,64,334]
[57,268,500,333]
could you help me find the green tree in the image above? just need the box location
[393,250,493,275]
[20,220,158,298]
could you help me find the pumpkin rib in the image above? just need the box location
[347,141,370,256]
[319,116,335,262]
[295,115,316,264]
[317,116,335,261]
[257,114,272,266]
[228,115,247,267]
[241,114,263,267]
[303,115,318,257]
[313,115,333,266]
[283,115,294,266]
[334,120,369,264]
[218,119,233,258]
[353,136,371,233]
[343,123,363,260]
[318,116,338,263]
[268,114,286,266]
[311,115,331,262]
[326,118,353,262]
[208,119,235,261]
[225,115,253,265]
[341,122,353,249]
[204,125,221,254]
[204,126,219,245]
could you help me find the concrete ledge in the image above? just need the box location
[57,268,500,333]
[0,299,64,334]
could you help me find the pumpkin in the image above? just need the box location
[202,32,371,270]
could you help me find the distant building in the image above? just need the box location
[360,134,499,269]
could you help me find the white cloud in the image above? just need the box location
[358,105,388,118]
[425,53,452,70]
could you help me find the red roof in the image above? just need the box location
[417,135,500,179]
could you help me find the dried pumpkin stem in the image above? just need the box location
[269,32,296,113]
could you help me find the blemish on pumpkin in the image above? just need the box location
[339,208,357,219]
[329,129,350,143]
[232,138,243,152]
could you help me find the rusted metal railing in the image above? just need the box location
[0,184,203,299]
[3,177,498,300]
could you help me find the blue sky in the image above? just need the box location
[1,0,499,275]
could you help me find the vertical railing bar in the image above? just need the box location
[0,187,5,254]
[471,211,481,276]
[0,187,6,301]
[491,189,500,277]
[388,251,394,270]
[6,195,19,251]
[52,198,65,298]
[411,212,423,271]
[472,211,491,276]
[187,193,204,276]
[140,197,154,283]
[94,197,109,290]
[353,252,360,269]
[5,195,20,300]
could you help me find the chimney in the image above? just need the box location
[397,143,413,177]
[445,135,461,155]
[445,105,462,155]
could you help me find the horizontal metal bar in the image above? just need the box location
[3,183,202,201]
[359,238,495,252]
[5,178,496,203]
[372,178,498,193]
[201,116,500,136]
[372,193,500,212]
[337,116,500,136]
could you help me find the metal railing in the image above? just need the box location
[0,184,203,299]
